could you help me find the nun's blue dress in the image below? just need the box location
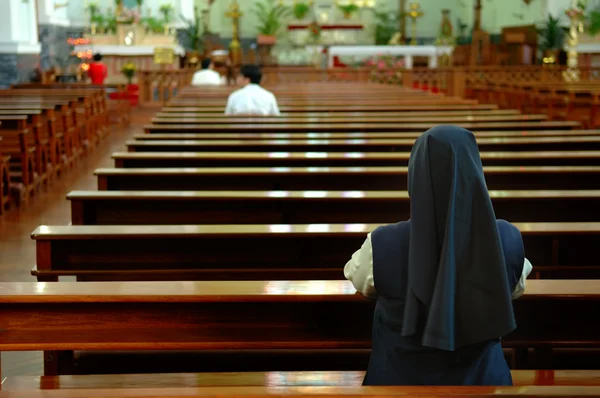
[356,125,526,386]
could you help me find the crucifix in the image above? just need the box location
[225,0,243,66]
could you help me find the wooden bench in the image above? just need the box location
[142,121,581,134]
[0,136,9,213]
[150,115,550,125]
[94,166,600,191]
[127,136,600,153]
[161,104,501,113]
[2,370,599,391]
[155,109,523,119]
[67,190,600,226]
[30,222,600,281]
[0,116,39,204]
[2,385,600,397]
[1,280,598,375]
[112,150,600,168]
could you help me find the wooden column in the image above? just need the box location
[474,0,482,32]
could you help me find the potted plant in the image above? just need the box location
[337,3,359,19]
[537,14,564,64]
[180,7,204,58]
[159,3,175,24]
[253,0,290,45]
[293,2,311,21]
[371,10,399,45]
[142,16,164,34]
[121,62,136,85]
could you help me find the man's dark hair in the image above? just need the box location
[201,58,212,70]
[93,53,103,62]
[240,64,262,85]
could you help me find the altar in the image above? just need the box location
[75,43,185,83]
[325,45,454,69]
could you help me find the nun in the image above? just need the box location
[344,125,532,386]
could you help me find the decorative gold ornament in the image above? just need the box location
[225,0,243,65]
[407,1,423,45]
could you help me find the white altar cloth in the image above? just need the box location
[326,45,454,69]
[74,44,185,56]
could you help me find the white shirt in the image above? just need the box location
[225,84,280,116]
[191,69,225,86]
[344,232,533,300]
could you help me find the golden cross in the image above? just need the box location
[225,0,243,64]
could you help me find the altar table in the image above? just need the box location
[326,45,454,69]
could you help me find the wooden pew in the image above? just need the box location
[0,116,39,203]
[127,136,600,153]
[142,121,580,133]
[132,130,600,141]
[67,190,600,226]
[3,370,600,391]
[1,280,598,375]
[0,136,9,213]
[94,166,600,191]
[30,223,600,281]
[2,385,600,397]
[112,151,600,168]
[161,104,501,113]
[0,108,64,177]
[150,115,550,125]
[155,109,523,119]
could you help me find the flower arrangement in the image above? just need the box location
[159,3,175,23]
[121,62,136,84]
[118,8,141,24]
[307,20,321,41]
[365,55,405,84]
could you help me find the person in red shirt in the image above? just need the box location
[88,53,108,85]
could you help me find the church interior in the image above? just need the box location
[0,0,599,396]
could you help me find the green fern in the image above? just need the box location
[588,10,600,35]
[293,2,311,20]
[253,0,290,36]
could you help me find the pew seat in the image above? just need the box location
[160,104,501,113]
[0,280,598,375]
[2,370,599,390]
[30,223,600,281]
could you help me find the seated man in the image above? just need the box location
[225,64,280,116]
[88,53,108,85]
[191,58,225,86]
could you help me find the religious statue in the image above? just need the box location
[563,0,586,81]
[436,9,456,45]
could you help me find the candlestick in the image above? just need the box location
[225,0,243,65]
[407,1,423,45]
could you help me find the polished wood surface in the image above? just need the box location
[112,150,600,168]
[2,385,600,397]
[143,121,580,133]
[66,189,600,224]
[161,104,500,113]
[155,109,522,118]
[29,222,600,281]
[3,370,600,391]
[93,166,600,191]
[132,130,600,141]
[151,115,550,125]
[127,136,599,152]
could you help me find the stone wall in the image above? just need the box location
[0,54,40,87]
